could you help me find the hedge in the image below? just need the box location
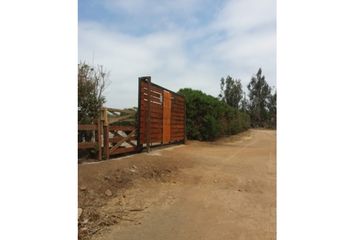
[178,88,250,141]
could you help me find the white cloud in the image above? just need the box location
[212,0,276,33]
[79,0,276,108]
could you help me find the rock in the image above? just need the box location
[78,208,83,219]
[132,165,137,169]
[80,186,87,191]
[105,189,112,196]
[80,227,88,233]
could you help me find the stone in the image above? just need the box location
[78,208,83,219]
[80,186,87,191]
[105,189,112,196]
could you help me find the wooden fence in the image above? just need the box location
[78,76,186,160]
[78,120,102,160]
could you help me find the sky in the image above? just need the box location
[79,0,276,108]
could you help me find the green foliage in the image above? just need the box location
[110,108,137,127]
[178,88,250,141]
[267,91,276,128]
[219,75,243,110]
[247,68,273,128]
[78,62,108,124]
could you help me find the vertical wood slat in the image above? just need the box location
[104,125,109,160]
[146,77,151,152]
[137,78,142,151]
[97,119,102,161]
[162,90,171,144]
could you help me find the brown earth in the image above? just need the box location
[78,129,276,240]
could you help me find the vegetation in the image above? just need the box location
[178,88,250,141]
[78,62,109,154]
[78,62,109,124]
[247,68,276,128]
[218,75,244,110]
[178,68,276,141]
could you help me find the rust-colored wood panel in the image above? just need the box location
[140,110,163,118]
[171,121,185,125]
[138,78,185,147]
[172,108,185,112]
[163,91,172,144]
[140,102,163,112]
[141,84,164,94]
[139,129,162,135]
[171,115,185,119]
[170,125,185,129]
[140,134,163,143]
[141,89,163,100]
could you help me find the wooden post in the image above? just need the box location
[183,97,187,144]
[97,119,102,161]
[137,78,142,152]
[146,77,151,152]
[102,108,110,160]
[104,125,109,160]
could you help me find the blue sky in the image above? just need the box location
[79,0,276,108]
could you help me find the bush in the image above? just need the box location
[178,88,250,141]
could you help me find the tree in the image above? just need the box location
[240,92,249,112]
[78,62,109,124]
[247,68,272,127]
[219,75,243,110]
[267,90,276,128]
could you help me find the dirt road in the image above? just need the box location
[78,129,276,240]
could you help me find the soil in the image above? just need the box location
[78,129,276,240]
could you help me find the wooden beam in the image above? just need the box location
[109,130,136,154]
[110,147,137,155]
[78,142,96,149]
[106,108,136,114]
[78,124,97,131]
[108,125,135,131]
[108,115,135,124]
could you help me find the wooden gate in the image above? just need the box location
[101,108,138,159]
[78,76,186,160]
[138,76,186,151]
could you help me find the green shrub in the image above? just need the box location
[178,88,250,141]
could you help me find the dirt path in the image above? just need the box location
[78,129,276,240]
